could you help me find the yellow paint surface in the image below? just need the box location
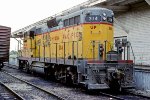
[21,23,113,60]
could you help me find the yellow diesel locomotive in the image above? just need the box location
[18,7,134,90]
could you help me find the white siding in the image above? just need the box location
[114,6,150,65]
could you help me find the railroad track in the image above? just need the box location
[0,70,65,100]
[0,80,24,100]
[99,91,124,100]
[5,64,150,100]
[99,90,150,100]
[5,64,18,70]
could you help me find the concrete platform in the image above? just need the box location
[128,89,150,98]
[135,65,150,71]
[133,65,150,98]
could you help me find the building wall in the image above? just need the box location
[114,5,150,65]
[9,53,18,66]
[9,57,18,65]
[135,69,150,91]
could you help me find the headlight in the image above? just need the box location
[102,17,106,21]
[103,13,106,16]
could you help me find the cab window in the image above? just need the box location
[64,19,69,27]
[74,15,80,24]
[69,17,74,25]
[107,17,113,23]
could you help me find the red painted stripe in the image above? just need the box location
[87,60,133,64]
[118,60,133,63]
[87,60,104,64]
[35,22,113,36]
[84,22,113,26]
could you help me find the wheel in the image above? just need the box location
[0,62,4,68]
[26,68,30,73]
[18,60,23,70]
[25,61,30,73]
[109,79,121,93]
[66,71,73,86]
[44,68,50,79]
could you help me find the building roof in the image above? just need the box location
[11,0,149,38]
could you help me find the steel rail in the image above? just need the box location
[126,90,150,99]
[0,81,25,100]
[99,91,125,100]
[7,64,150,100]
[2,71,66,100]
[100,90,150,100]
[5,64,18,70]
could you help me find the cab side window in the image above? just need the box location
[63,15,80,27]
[107,17,113,23]
[64,19,69,27]
[74,15,80,25]
[69,17,74,25]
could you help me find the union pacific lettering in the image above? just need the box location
[63,32,82,40]
[50,32,82,42]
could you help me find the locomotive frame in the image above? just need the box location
[18,7,134,90]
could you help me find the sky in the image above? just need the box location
[0,0,88,51]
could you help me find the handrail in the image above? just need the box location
[130,44,135,64]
